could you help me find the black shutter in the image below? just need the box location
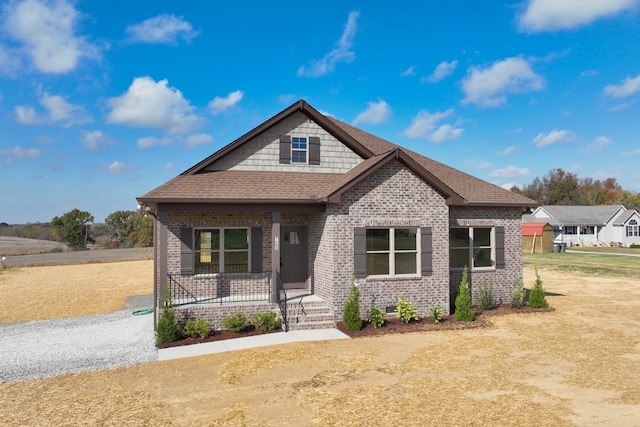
[354,227,366,278]
[495,226,505,269]
[279,135,291,164]
[309,136,320,165]
[250,227,262,273]
[421,227,433,276]
[180,227,194,275]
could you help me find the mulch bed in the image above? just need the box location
[158,304,554,348]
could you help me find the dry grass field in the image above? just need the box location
[1,261,640,426]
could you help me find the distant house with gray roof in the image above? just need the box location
[525,205,640,247]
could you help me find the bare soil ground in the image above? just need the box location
[0,236,67,256]
[1,262,640,426]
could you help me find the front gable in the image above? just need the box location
[203,110,363,174]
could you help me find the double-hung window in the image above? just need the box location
[366,228,418,276]
[291,137,308,163]
[194,228,249,274]
[450,227,494,269]
[627,220,638,237]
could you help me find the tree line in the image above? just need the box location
[511,168,640,211]
[0,208,153,251]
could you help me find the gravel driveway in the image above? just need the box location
[0,296,157,383]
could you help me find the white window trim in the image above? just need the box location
[291,136,309,164]
[366,227,420,277]
[194,227,250,274]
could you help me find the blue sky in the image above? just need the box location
[1,0,640,224]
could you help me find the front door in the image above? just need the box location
[280,226,307,289]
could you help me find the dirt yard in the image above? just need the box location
[1,263,640,426]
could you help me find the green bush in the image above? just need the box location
[429,307,443,324]
[455,267,475,322]
[342,278,363,331]
[478,280,497,310]
[631,244,640,249]
[510,277,525,309]
[221,312,248,333]
[155,286,181,345]
[183,318,211,339]
[395,293,420,323]
[368,305,387,328]
[528,267,548,308]
[253,311,282,332]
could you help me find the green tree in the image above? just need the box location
[105,210,153,248]
[528,267,548,308]
[51,209,94,250]
[105,210,135,245]
[455,267,474,322]
[342,278,362,331]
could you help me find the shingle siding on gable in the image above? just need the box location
[205,111,363,173]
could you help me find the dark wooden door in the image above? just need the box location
[280,226,307,289]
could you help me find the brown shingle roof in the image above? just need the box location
[138,100,537,208]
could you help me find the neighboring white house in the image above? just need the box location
[523,205,640,247]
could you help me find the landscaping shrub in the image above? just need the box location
[253,311,282,332]
[395,293,420,323]
[510,277,525,309]
[368,305,387,328]
[455,267,475,322]
[221,312,248,333]
[478,280,497,310]
[631,244,640,249]
[342,278,363,331]
[528,267,548,308]
[155,286,181,345]
[429,307,443,324]
[183,318,211,339]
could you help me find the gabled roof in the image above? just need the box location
[531,205,626,226]
[139,100,537,208]
[522,222,553,236]
[613,209,640,226]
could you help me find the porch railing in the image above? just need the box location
[276,272,289,332]
[168,271,271,306]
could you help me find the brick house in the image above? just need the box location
[137,100,537,330]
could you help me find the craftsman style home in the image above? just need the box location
[524,205,640,247]
[138,100,536,330]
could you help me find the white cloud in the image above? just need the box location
[603,74,640,98]
[0,145,43,163]
[297,10,359,77]
[163,161,175,171]
[532,129,576,147]
[401,66,415,77]
[518,0,640,32]
[403,109,464,143]
[3,0,99,73]
[586,136,613,152]
[621,148,640,156]
[186,133,213,148]
[107,161,137,174]
[489,165,531,179]
[126,14,199,44]
[15,93,92,127]
[0,45,22,76]
[80,130,115,150]
[106,76,205,134]
[498,145,518,155]
[136,136,172,149]
[353,100,391,125]
[461,57,544,107]
[464,159,492,170]
[423,60,458,83]
[208,90,243,115]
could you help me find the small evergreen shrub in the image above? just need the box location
[429,307,443,324]
[368,305,387,328]
[253,311,282,332]
[221,312,248,333]
[528,267,549,308]
[183,318,211,339]
[155,285,181,345]
[342,278,363,331]
[630,244,640,249]
[510,277,525,309]
[455,267,475,322]
[395,293,420,323]
[478,280,497,310]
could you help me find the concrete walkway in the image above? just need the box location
[158,328,350,361]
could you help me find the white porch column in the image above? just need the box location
[270,211,281,303]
